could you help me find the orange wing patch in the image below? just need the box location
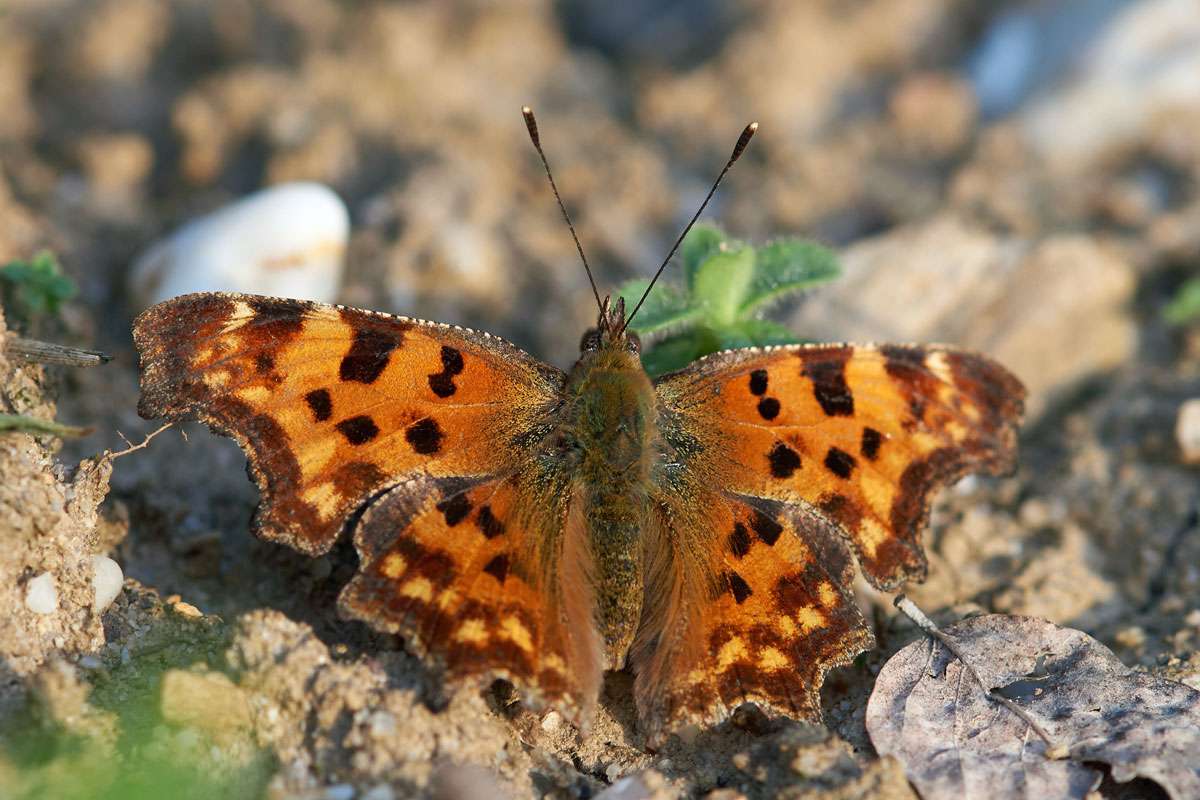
[340,474,603,722]
[657,343,1024,588]
[633,492,869,741]
[134,293,564,555]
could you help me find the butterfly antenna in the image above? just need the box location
[522,106,606,327]
[622,121,758,334]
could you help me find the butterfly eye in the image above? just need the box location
[579,328,602,352]
[625,331,642,354]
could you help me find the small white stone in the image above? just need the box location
[25,572,58,614]
[323,784,355,800]
[540,710,562,732]
[367,710,396,737]
[1176,399,1200,464]
[91,555,124,613]
[131,181,349,307]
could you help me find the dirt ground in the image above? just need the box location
[2,1,1199,798]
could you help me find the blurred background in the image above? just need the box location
[0,0,1194,382]
[3,2,1200,797]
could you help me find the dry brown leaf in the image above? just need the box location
[866,614,1200,800]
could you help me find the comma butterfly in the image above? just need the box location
[133,109,1024,743]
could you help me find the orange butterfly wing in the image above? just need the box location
[135,293,602,717]
[639,343,1024,735]
[134,293,562,555]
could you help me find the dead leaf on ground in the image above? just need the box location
[866,614,1200,800]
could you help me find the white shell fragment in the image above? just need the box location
[91,555,124,613]
[25,572,58,615]
[1176,399,1200,464]
[131,181,349,306]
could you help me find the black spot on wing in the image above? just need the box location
[335,415,380,445]
[861,426,883,460]
[436,493,472,526]
[824,446,856,479]
[768,442,801,479]
[405,417,443,454]
[748,369,769,396]
[428,345,465,398]
[339,318,403,383]
[757,397,781,420]
[304,389,332,422]
[254,352,275,373]
[483,553,510,583]
[801,349,854,417]
[729,523,752,558]
[247,296,307,341]
[477,505,504,539]
[750,510,783,546]
[727,571,753,604]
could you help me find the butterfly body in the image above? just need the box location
[134,291,1024,742]
[562,335,658,667]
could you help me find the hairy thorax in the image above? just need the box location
[563,344,659,668]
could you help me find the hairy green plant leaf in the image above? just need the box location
[713,318,799,350]
[619,225,842,377]
[680,223,729,289]
[639,331,715,377]
[741,239,841,314]
[616,279,701,334]
[692,246,756,327]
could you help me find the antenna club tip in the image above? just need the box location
[521,105,533,116]
[748,121,759,132]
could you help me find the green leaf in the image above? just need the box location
[714,318,802,350]
[692,246,756,327]
[639,330,718,377]
[680,224,729,290]
[0,413,91,438]
[616,279,701,334]
[740,239,840,314]
[0,251,77,324]
[1164,278,1200,327]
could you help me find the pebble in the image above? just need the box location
[323,785,355,800]
[539,710,562,732]
[24,572,58,614]
[171,599,204,618]
[1175,399,1200,464]
[367,710,396,737]
[130,181,349,307]
[91,555,123,613]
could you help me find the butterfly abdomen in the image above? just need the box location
[564,345,659,668]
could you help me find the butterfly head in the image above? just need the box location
[579,296,641,355]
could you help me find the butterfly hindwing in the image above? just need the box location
[633,490,869,739]
[134,292,564,555]
[655,343,1024,589]
[340,472,604,721]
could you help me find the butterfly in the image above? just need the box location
[132,109,1024,743]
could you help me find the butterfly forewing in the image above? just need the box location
[656,343,1024,588]
[134,293,564,555]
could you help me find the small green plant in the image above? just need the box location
[617,224,841,376]
[1164,277,1200,327]
[0,251,77,327]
